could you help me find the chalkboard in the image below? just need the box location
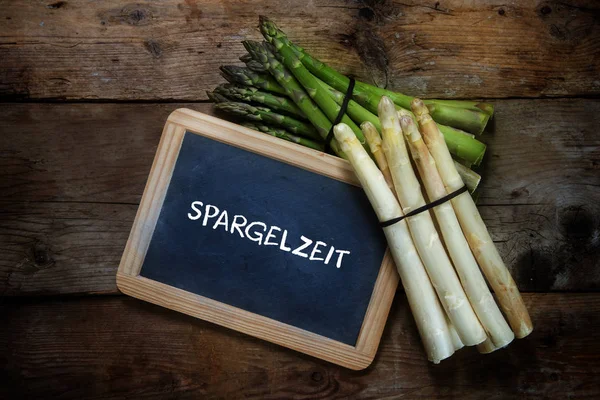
[140,130,386,345]
[117,109,399,369]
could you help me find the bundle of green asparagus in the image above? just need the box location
[335,96,532,363]
[209,17,488,192]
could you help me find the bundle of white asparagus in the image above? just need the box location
[334,96,533,363]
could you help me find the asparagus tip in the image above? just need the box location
[239,53,253,63]
[333,123,356,144]
[378,96,396,117]
[258,15,274,30]
[360,121,376,131]
[399,115,415,129]
[242,40,258,52]
[397,108,412,119]
[259,15,287,45]
[208,91,230,103]
[411,98,427,117]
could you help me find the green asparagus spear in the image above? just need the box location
[259,16,492,134]
[241,40,345,156]
[358,83,490,135]
[219,65,288,96]
[206,91,231,104]
[322,79,485,165]
[214,84,307,119]
[424,99,494,117]
[317,78,382,132]
[241,50,269,73]
[212,80,484,164]
[438,124,486,166]
[245,59,268,73]
[247,39,369,152]
[239,53,253,63]
[214,102,321,141]
[241,122,325,151]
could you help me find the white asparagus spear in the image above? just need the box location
[477,337,500,354]
[378,96,486,346]
[362,121,395,194]
[411,98,533,339]
[335,122,455,364]
[364,117,473,353]
[395,112,480,193]
[362,118,470,351]
[398,110,515,349]
[447,317,465,351]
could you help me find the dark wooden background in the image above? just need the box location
[1,1,599,399]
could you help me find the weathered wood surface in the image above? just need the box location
[1,0,599,101]
[1,293,598,399]
[1,101,599,296]
[2,0,599,397]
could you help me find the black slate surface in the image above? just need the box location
[140,131,388,346]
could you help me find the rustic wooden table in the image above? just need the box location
[1,1,599,399]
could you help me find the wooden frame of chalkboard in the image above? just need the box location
[117,108,399,370]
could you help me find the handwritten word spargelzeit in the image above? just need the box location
[187,201,351,268]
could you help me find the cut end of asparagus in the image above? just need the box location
[476,337,499,354]
[476,102,495,118]
[476,111,491,135]
[515,320,534,339]
[453,161,481,193]
[477,334,514,354]
[427,103,491,135]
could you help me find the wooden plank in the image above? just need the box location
[0,201,135,296]
[0,103,176,204]
[1,100,598,295]
[1,0,598,101]
[1,293,599,399]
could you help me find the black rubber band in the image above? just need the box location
[380,185,469,228]
[325,77,355,152]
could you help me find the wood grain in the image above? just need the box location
[0,0,598,101]
[1,293,599,399]
[1,0,598,395]
[0,201,134,296]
